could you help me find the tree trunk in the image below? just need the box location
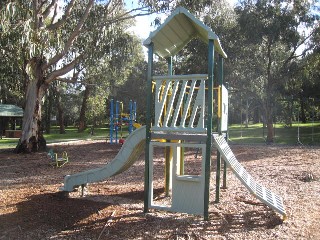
[300,96,306,123]
[44,87,53,134]
[78,86,90,132]
[265,40,274,144]
[245,98,249,128]
[266,121,274,143]
[15,57,47,153]
[265,100,274,143]
[287,98,293,128]
[56,90,65,134]
[253,106,260,124]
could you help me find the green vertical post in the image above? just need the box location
[204,39,214,220]
[144,43,153,213]
[165,57,172,196]
[167,56,172,75]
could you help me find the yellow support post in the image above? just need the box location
[164,141,173,196]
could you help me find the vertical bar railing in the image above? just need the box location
[152,74,207,133]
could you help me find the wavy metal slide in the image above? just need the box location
[62,126,146,192]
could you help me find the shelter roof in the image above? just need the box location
[143,7,227,59]
[0,104,23,117]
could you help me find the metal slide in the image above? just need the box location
[213,135,286,218]
[62,126,146,192]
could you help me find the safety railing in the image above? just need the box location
[152,74,207,133]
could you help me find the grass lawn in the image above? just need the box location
[1,122,319,149]
[228,122,320,145]
[0,125,130,149]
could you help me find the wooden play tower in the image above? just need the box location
[143,7,228,220]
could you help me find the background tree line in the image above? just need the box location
[0,0,319,152]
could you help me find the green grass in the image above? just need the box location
[0,138,20,149]
[1,122,319,149]
[0,125,130,149]
[44,126,108,142]
[228,122,320,145]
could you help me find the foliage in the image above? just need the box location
[229,0,320,142]
[0,0,167,152]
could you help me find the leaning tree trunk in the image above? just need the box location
[15,57,48,153]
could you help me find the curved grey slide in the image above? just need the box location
[62,126,146,192]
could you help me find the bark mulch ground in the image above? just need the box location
[1,140,319,239]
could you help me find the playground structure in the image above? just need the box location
[48,149,69,167]
[61,7,286,220]
[109,99,137,144]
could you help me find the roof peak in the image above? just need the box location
[143,6,227,58]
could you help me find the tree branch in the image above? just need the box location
[106,7,157,25]
[43,0,57,19]
[32,0,39,30]
[45,55,83,84]
[43,0,94,71]
[87,5,156,39]
[283,30,316,68]
[46,0,76,30]
[50,2,58,25]
[56,71,80,84]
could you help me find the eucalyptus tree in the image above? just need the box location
[234,0,319,143]
[0,0,165,152]
[77,30,143,132]
[0,18,26,105]
[296,41,320,122]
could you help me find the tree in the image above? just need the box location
[77,30,143,132]
[0,0,165,153]
[234,0,319,143]
[0,17,26,106]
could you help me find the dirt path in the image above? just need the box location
[0,141,319,239]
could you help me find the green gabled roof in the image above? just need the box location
[143,7,227,59]
[0,104,23,117]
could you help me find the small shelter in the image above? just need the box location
[143,7,227,220]
[0,104,23,138]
